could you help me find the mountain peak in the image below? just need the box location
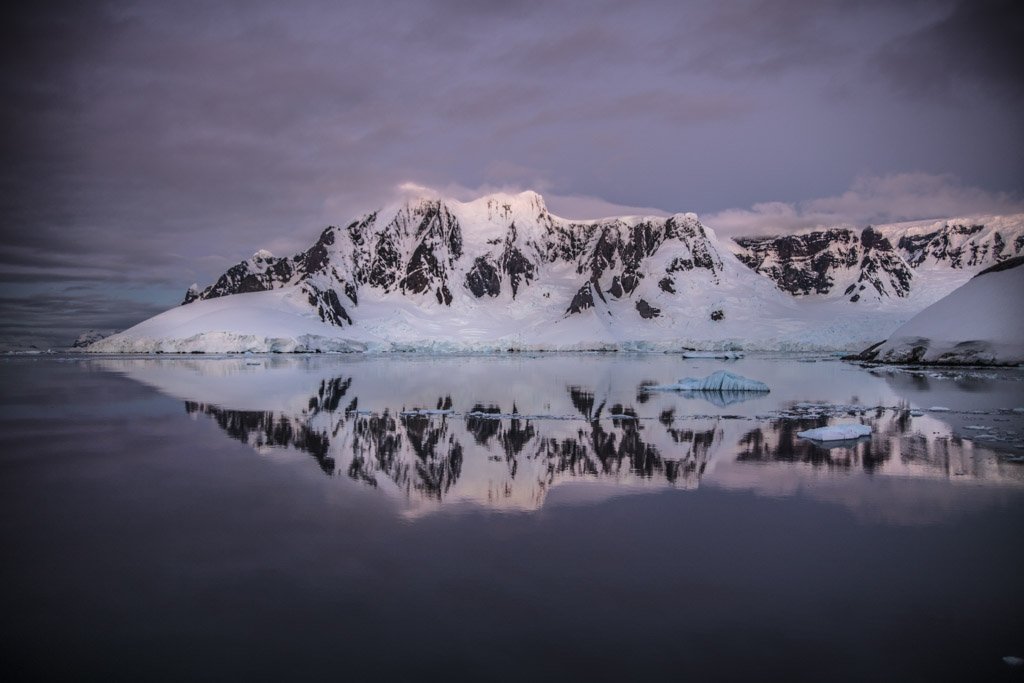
[463,189,548,216]
[392,186,549,220]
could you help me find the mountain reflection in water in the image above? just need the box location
[184,376,718,508]
[112,354,1024,514]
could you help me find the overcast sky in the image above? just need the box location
[2,0,1022,347]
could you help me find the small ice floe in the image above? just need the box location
[463,411,576,421]
[1013,407,1024,414]
[910,410,924,417]
[648,370,769,393]
[929,406,951,412]
[964,425,990,431]
[1004,656,1024,667]
[400,409,455,416]
[797,423,872,441]
[680,351,744,359]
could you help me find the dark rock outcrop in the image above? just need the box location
[635,299,660,319]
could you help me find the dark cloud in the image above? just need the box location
[0,290,167,349]
[0,0,1020,347]
[871,0,1024,100]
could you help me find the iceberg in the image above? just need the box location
[648,370,769,393]
[797,424,872,441]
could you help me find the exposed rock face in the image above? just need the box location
[635,299,660,319]
[566,282,596,315]
[303,283,352,327]
[735,227,912,302]
[71,330,117,348]
[734,218,1022,303]
[183,250,296,303]
[897,222,995,268]
[557,214,721,315]
[466,257,501,298]
[735,229,857,295]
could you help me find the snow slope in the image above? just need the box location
[866,257,1024,365]
[89,289,365,353]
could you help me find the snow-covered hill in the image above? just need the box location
[856,257,1024,365]
[88,192,1024,354]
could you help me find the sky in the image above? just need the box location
[2,0,1022,348]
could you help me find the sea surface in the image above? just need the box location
[2,353,1023,682]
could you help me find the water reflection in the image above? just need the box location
[95,356,1024,513]
[186,378,717,507]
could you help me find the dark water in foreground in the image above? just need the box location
[2,354,1023,682]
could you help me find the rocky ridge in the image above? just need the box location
[182,191,726,327]
[732,216,1023,303]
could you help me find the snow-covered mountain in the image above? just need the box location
[181,190,731,322]
[88,192,1024,354]
[854,256,1024,365]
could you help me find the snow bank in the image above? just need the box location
[87,288,366,354]
[797,423,872,441]
[859,257,1024,365]
[648,370,769,393]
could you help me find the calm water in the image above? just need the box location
[2,354,1023,682]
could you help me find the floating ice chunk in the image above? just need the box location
[797,423,872,441]
[929,406,951,412]
[680,351,744,359]
[1004,656,1024,667]
[462,412,576,421]
[649,370,769,393]
[910,410,924,417]
[400,409,455,416]
[964,425,989,431]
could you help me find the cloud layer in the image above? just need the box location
[704,173,1024,236]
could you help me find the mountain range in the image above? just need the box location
[87,191,1024,353]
